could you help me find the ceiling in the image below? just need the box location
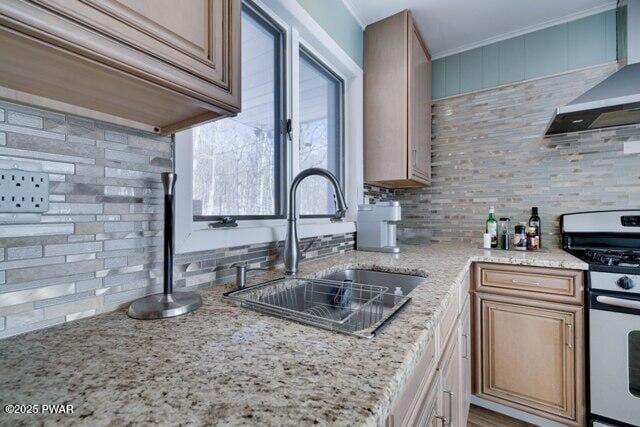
[346,0,617,59]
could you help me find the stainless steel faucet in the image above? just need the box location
[284,168,348,275]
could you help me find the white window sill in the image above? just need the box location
[175,219,355,253]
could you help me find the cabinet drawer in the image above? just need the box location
[473,263,583,304]
[387,337,437,426]
[439,292,459,351]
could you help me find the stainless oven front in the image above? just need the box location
[590,294,640,426]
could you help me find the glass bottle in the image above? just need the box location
[527,226,539,250]
[499,218,511,250]
[486,206,498,248]
[514,223,527,251]
[528,207,541,248]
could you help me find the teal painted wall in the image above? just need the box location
[432,9,617,99]
[296,0,363,66]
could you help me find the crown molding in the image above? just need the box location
[341,0,366,29]
[432,2,617,60]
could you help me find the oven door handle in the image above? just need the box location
[596,295,640,310]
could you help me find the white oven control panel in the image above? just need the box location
[590,271,640,294]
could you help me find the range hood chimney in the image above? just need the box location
[545,0,640,136]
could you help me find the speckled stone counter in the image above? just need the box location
[0,243,586,426]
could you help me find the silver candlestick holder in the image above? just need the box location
[127,173,202,320]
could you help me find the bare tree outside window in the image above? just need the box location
[192,6,283,218]
[193,120,276,216]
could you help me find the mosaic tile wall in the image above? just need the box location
[397,62,640,247]
[363,184,397,205]
[0,99,354,338]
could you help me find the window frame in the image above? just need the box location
[174,0,363,254]
[192,0,288,221]
[297,46,346,219]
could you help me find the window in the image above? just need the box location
[192,2,345,221]
[298,49,344,216]
[192,3,285,219]
[174,0,362,253]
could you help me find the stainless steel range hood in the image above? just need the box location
[545,0,640,136]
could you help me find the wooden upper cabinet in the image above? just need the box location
[364,10,431,188]
[0,0,240,134]
[408,20,431,183]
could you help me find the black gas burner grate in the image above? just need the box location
[582,249,640,268]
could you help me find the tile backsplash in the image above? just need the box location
[397,62,640,246]
[3,60,639,337]
[0,99,353,338]
[363,184,397,205]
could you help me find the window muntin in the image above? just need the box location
[297,48,344,216]
[192,4,285,220]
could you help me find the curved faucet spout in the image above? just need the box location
[284,168,348,275]
[287,168,347,220]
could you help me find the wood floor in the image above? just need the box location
[468,405,536,427]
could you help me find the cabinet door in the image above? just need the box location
[476,294,581,423]
[387,337,437,426]
[414,374,441,426]
[39,0,234,91]
[439,333,460,427]
[2,0,240,112]
[0,0,240,131]
[459,300,471,427]
[363,11,408,185]
[407,17,431,184]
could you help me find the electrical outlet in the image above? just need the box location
[0,159,49,214]
[624,140,640,155]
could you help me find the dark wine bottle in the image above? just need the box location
[528,207,541,248]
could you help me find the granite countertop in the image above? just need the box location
[0,243,587,426]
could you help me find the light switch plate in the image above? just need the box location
[0,159,49,223]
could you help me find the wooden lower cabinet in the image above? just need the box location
[407,372,440,426]
[474,292,584,425]
[439,331,461,427]
[458,300,471,427]
[390,331,462,427]
[387,289,470,426]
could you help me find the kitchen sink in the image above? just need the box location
[223,269,426,338]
